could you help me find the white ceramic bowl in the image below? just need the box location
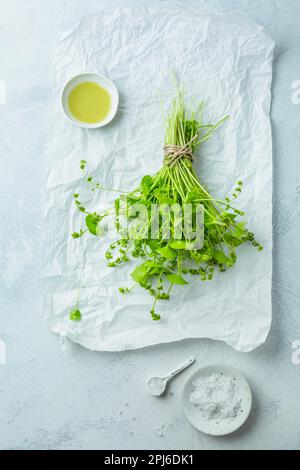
[61,72,119,129]
[182,364,252,436]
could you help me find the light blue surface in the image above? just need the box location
[0,0,300,450]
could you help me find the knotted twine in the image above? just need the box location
[163,144,194,167]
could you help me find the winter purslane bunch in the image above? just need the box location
[72,89,262,320]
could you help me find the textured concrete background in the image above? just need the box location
[0,0,300,450]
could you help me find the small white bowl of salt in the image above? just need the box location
[182,364,252,436]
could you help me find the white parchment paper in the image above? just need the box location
[44,7,274,352]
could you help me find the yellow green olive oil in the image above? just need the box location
[68,81,111,124]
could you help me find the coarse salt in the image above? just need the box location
[189,373,242,421]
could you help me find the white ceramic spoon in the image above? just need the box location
[147,357,195,396]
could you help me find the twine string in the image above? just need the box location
[163,144,194,166]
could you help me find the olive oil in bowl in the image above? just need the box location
[68,81,111,124]
[61,72,119,128]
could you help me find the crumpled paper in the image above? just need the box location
[44,7,274,352]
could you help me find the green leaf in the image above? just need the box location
[205,217,225,226]
[213,250,231,265]
[153,190,164,200]
[156,246,177,260]
[130,263,149,282]
[69,309,82,321]
[223,233,243,247]
[137,199,152,206]
[227,213,237,221]
[169,240,187,250]
[147,240,160,251]
[221,211,238,222]
[158,196,177,205]
[126,195,140,204]
[85,214,100,236]
[234,222,246,239]
[151,310,161,321]
[166,273,188,285]
[71,229,85,239]
[141,175,153,195]
[143,260,163,269]
[201,253,212,261]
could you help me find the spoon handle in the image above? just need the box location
[164,357,195,382]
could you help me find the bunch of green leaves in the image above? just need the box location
[71,91,262,320]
